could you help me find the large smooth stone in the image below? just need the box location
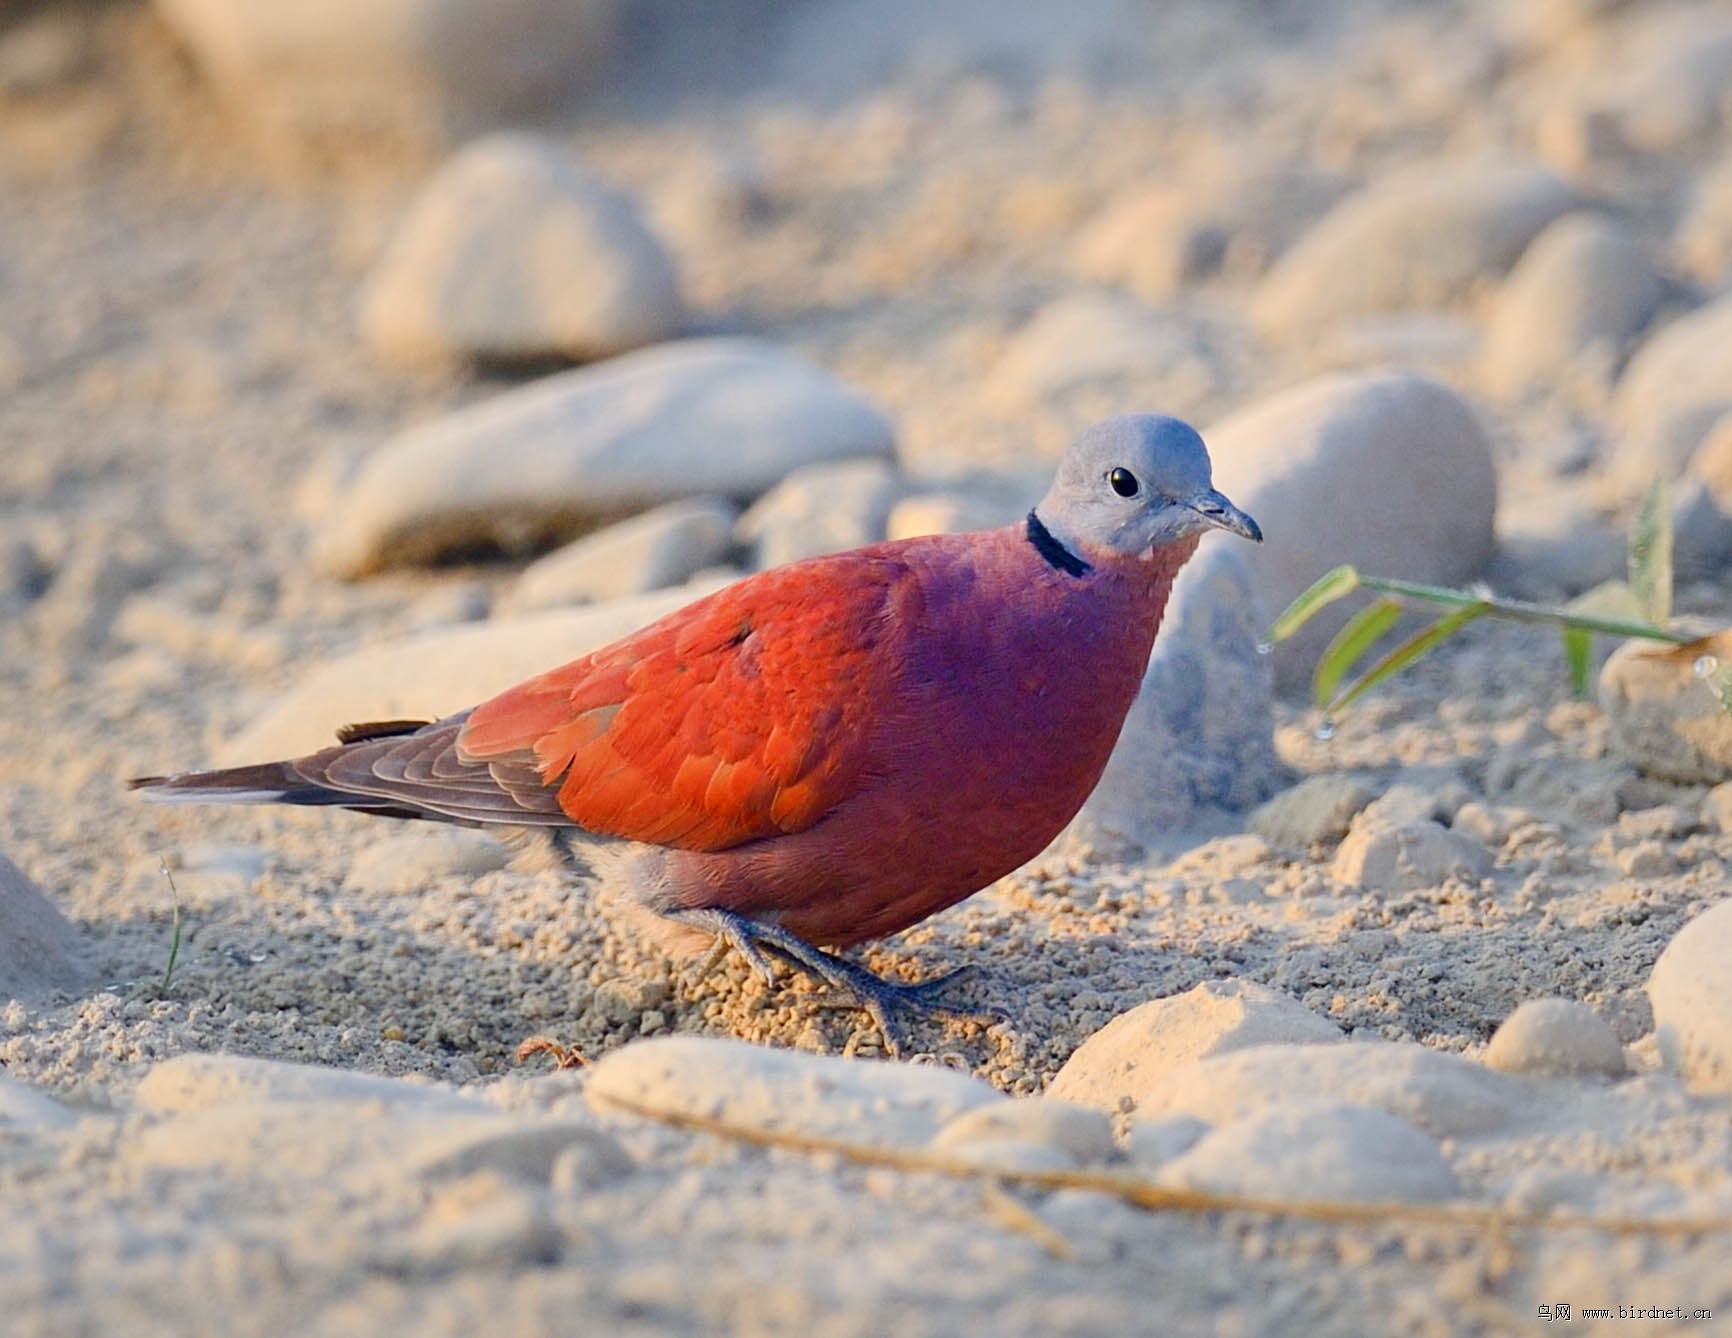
[311,337,894,578]
[1599,631,1732,784]
[1648,897,1732,1092]
[1609,295,1732,494]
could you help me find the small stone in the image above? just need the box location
[505,497,739,612]
[0,850,89,1004]
[1451,801,1515,848]
[1251,160,1579,338]
[1648,897,1732,1091]
[361,133,684,367]
[1160,1102,1458,1205]
[1249,774,1376,848]
[1048,979,1342,1114]
[1610,294,1732,493]
[1599,631,1732,784]
[931,1097,1115,1165]
[1332,819,1492,892]
[1614,840,1675,878]
[1677,157,1732,288]
[584,1035,1003,1149]
[592,977,669,1027]
[983,293,1214,412]
[885,490,1025,542]
[345,829,510,895]
[1483,998,1627,1077]
[1598,9,1732,152]
[151,0,620,161]
[311,337,894,579]
[1205,371,1498,690]
[1701,782,1732,833]
[1124,1113,1211,1169]
[736,458,903,570]
[1479,213,1668,397]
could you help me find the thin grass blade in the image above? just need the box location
[1269,566,1361,644]
[1327,603,1489,714]
[1561,626,1593,698]
[1628,477,1673,626]
[1313,597,1404,710]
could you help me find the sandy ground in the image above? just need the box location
[3,1,1732,1334]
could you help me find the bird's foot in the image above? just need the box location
[666,908,996,1058]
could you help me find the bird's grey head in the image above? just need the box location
[1031,414,1261,568]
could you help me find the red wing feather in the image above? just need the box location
[459,554,913,851]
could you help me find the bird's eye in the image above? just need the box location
[1108,467,1139,498]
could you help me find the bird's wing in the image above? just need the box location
[458,552,915,850]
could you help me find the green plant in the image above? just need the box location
[159,858,183,992]
[1269,479,1698,719]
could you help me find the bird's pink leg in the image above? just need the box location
[665,908,998,1057]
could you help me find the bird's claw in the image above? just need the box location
[666,909,994,1057]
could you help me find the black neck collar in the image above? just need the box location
[1026,510,1092,578]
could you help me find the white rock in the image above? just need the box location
[1677,156,1732,287]
[135,1053,474,1115]
[1160,1102,1458,1205]
[1070,163,1350,300]
[312,337,895,578]
[736,458,903,569]
[1480,214,1668,397]
[0,850,88,1003]
[983,294,1212,410]
[1610,295,1732,492]
[1124,1113,1211,1169]
[584,1035,1003,1149]
[0,1073,76,1132]
[1205,371,1498,689]
[505,497,739,612]
[1134,1040,1524,1138]
[1483,998,1626,1077]
[1648,896,1732,1091]
[151,0,619,158]
[885,490,1023,541]
[931,1097,1115,1165]
[1251,160,1578,337]
[361,133,684,367]
[218,577,734,762]
[1599,631,1732,784]
[344,829,511,895]
[1049,979,1342,1114]
[1599,10,1732,152]
[1332,817,1491,892]
[1249,774,1376,848]
[1071,542,1283,851]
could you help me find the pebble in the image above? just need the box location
[1249,774,1376,849]
[931,1097,1115,1165]
[505,497,740,612]
[1133,1040,1524,1138]
[1598,631,1732,784]
[312,337,894,578]
[1048,979,1342,1115]
[361,133,684,367]
[1701,782,1732,833]
[150,0,621,159]
[1609,294,1732,493]
[1071,542,1283,852]
[983,293,1212,411]
[1159,1102,1459,1205]
[1069,161,1350,300]
[1205,371,1498,690]
[885,490,1023,541]
[344,829,511,896]
[1482,998,1626,1077]
[1250,159,1578,338]
[0,850,89,1004]
[1479,214,1668,398]
[1647,897,1732,1091]
[1123,1113,1211,1169]
[1331,817,1492,892]
[0,1073,76,1132]
[221,577,733,762]
[1676,156,1732,288]
[735,457,903,569]
[1597,9,1732,152]
[584,1035,1004,1149]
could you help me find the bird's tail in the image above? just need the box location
[127,761,363,808]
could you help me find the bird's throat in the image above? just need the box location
[1025,510,1092,578]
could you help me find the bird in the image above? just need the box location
[132,414,1261,1054]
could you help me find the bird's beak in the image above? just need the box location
[1187,489,1263,543]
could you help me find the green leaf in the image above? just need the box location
[1269,566,1361,644]
[1561,626,1593,698]
[1313,597,1404,710]
[1326,603,1489,714]
[1628,477,1673,626]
